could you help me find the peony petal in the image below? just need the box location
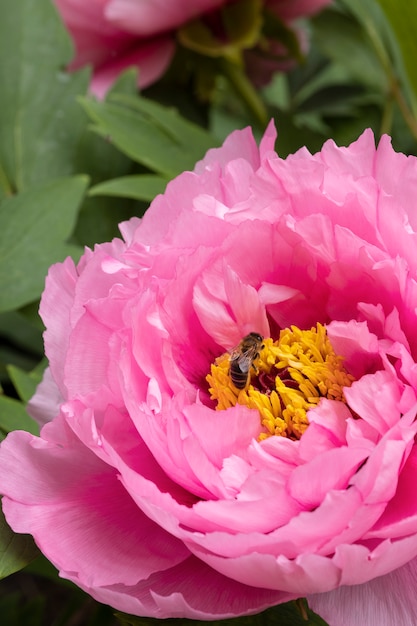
[326,319,381,379]
[366,446,417,540]
[74,554,291,619]
[27,367,63,427]
[189,546,342,594]
[0,431,189,588]
[343,370,404,431]
[288,447,369,509]
[91,37,175,97]
[307,558,417,626]
[105,0,226,36]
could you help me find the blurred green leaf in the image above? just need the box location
[107,67,140,98]
[312,9,387,91]
[90,175,169,202]
[72,118,139,247]
[0,176,87,312]
[320,104,382,148]
[0,0,89,196]
[255,5,393,150]
[0,505,39,579]
[80,94,218,178]
[296,84,367,115]
[6,365,42,404]
[73,195,142,249]
[374,0,417,107]
[0,395,39,439]
[0,310,43,358]
[0,310,43,386]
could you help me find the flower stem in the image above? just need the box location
[218,57,269,128]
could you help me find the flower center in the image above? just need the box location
[206,323,355,440]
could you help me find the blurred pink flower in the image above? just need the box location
[3,122,417,625]
[54,0,331,97]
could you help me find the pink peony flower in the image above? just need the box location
[54,0,331,97]
[3,122,417,625]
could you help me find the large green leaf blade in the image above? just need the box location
[6,364,43,404]
[89,174,169,201]
[0,506,39,579]
[81,94,218,177]
[114,92,218,159]
[0,176,87,312]
[312,9,387,91]
[0,396,39,440]
[375,0,417,106]
[0,0,89,195]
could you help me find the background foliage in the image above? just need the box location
[0,0,417,623]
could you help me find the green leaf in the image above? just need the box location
[0,310,43,359]
[107,67,140,98]
[80,94,218,178]
[312,9,387,91]
[89,175,169,202]
[0,506,39,579]
[0,0,89,196]
[375,0,417,106]
[0,176,87,312]
[73,196,142,249]
[72,100,140,247]
[6,365,42,404]
[0,395,39,439]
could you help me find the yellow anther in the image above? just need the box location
[206,323,354,440]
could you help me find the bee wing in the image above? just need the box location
[233,354,253,374]
[229,346,241,360]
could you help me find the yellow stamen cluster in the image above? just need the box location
[206,323,355,440]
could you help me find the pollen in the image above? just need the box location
[206,323,355,440]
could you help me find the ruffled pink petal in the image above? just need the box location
[105,0,226,36]
[54,0,116,35]
[298,400,350,459]
[326,320,381,378]
[195,125,264,174]
[190,547,343,594]
[39,257,78,395]
[366,446,417,540]
[307,558,417,626]
[74,555,292,619]
[287,447,368,509]
[27,367,63,427]
[193,262,269,349]
[348,414,417,506]
[0,431,188,588]
[90,37,175,97]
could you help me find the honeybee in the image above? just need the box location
[229,332,264,389]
